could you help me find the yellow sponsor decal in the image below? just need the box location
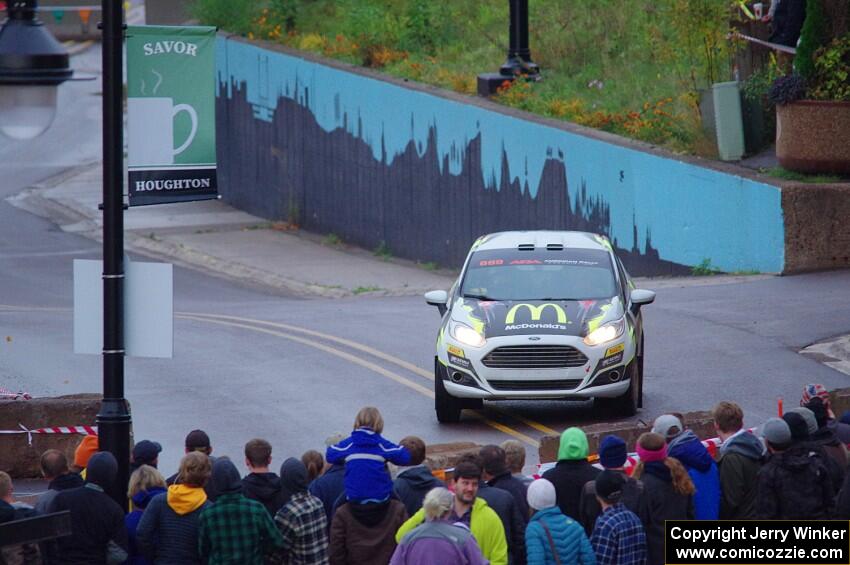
[605,343,625,357]
[505,303,567,324]
[447,344,465,358]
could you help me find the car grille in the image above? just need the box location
[481,345,588,369]
[488,379,583,391]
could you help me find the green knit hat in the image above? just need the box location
[558,427,589,461]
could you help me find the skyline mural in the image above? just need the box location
[215,37,785,275]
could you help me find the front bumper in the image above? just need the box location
[438,333,634,400]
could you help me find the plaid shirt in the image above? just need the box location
[271,491,329,565]
[590,503,647,565]
[199,492,285,565]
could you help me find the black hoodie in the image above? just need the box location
[34,472,85,514]
[47,453,128,565]
[279,457,309,494]
[242,472,289,517]
[211,458,242,495]
[756,445,835,519]
[393,465,445,516]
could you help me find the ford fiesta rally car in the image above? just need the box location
[425,231,655,423]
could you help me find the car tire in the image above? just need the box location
[435,359,463,423]
[596,360,638,417]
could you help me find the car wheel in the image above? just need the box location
[596,360,638,418]
[435,358,463,423]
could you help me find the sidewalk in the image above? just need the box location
[9,162,456,298]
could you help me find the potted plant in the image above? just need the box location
[771,36,850,174]
[770,1,850,174]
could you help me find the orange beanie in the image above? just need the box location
[74,435,99,468]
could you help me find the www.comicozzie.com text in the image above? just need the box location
[670,525,847,544]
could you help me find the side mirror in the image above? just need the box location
[630,289,656,310]
[424,290,448,316]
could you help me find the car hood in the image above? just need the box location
[450,296,623,338]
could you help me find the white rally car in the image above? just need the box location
[425,231,655,423]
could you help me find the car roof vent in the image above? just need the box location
[517,243,535,251]
[546,243,564,250]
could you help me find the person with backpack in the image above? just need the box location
[524,478,595,565]
[756,417,835,519]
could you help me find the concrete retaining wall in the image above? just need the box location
[782,183,850,273]
[0,395,101,478]
[214,36,794,276]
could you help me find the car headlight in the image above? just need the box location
[450,321,486,347]
[583,317,625,346]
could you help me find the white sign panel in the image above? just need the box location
[74,258,173,358]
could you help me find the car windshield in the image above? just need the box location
[461,248,617,301]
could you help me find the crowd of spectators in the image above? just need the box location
[3,384,850,565]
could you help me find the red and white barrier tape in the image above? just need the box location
[536,429,755,477]
[0,387,31,400]
[0,423,97,446]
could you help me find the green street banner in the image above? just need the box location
[127,26,217,206]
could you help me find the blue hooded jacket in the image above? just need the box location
[668,431,720,520]
[526,506,595,565]
[126,486,167,565]
[326,428,410,502]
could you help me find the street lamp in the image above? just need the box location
[0,0,73,139]
[0,0,131,509]
[477,0,540,97]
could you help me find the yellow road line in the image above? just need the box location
[177,315,434,397]
[178,314,539,448]
[181,312,560,436]
[0,304,550,445]
[179,311,434,380]
[486,405,560,436]
[467,413,540,447]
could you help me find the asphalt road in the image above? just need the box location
[2,45,850,476]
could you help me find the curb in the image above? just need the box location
[128,234,350,298]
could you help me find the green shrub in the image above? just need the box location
[691,258,721,276]
[190,0,259,35]
[809,35,850,101]
[796,0,828,80]
[197,0,745,155]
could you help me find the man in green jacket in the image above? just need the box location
[396,458,508,565]
[713,401,765,519]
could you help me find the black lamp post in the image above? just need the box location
[0,0,131,509]
[98,0,131,510]
[477,0,540,97]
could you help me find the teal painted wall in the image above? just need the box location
[216,37,785,274]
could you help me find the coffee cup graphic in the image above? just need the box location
[128,97,198,166]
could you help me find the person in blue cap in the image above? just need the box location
[578,435,646,534]
[131,439,162,471]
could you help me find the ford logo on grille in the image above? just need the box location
[528,336,541,341]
